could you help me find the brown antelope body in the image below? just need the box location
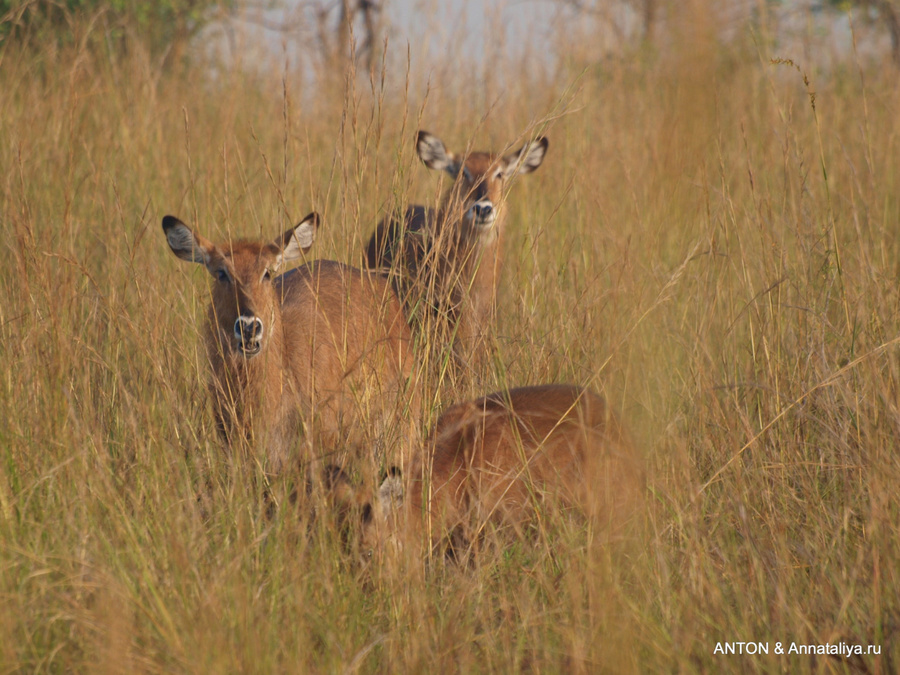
[163,212,420,474]
[353,384,642,555]
[365,131,548,366]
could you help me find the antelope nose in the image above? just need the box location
[234,316,263,343]
[473,201,493,220]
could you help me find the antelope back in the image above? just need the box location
[415,385,637,527]
[361,385,642,554]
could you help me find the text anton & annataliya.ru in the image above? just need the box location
[714,642,880,657]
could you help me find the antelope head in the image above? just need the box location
[162,212,319,358]
[416,130,548,238]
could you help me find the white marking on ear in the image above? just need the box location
[502,137,549,178]
[417,130,457,175]
[276,212,319,266]
[377,472,404,520]
[162,216,209,264]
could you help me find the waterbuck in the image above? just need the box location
[163,212,420,475]
[365,131,548,370]
[338,384,642,558]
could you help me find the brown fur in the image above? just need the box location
[359,384,643,555]
[365,131,548,368]
[163,213,421,475]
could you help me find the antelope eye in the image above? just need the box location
[494,170,504,180]
[262,269,272,282]
[216,269,230,283]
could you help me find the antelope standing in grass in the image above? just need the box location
[365,131,548,370]
[162,212,420,475]
[337,384,642,558]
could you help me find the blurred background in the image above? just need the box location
[4,0,898,90]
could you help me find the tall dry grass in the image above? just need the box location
[1,4,899,672]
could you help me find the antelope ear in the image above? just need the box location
[162,216,213,264]
[501,137,548,178]
[417,130,458,175]
[377,468,404,518]
[275,212,319,266]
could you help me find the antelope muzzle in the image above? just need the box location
[234,315,264,356]
[469,199,496,229]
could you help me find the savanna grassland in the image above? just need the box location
[1,3,899,673]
